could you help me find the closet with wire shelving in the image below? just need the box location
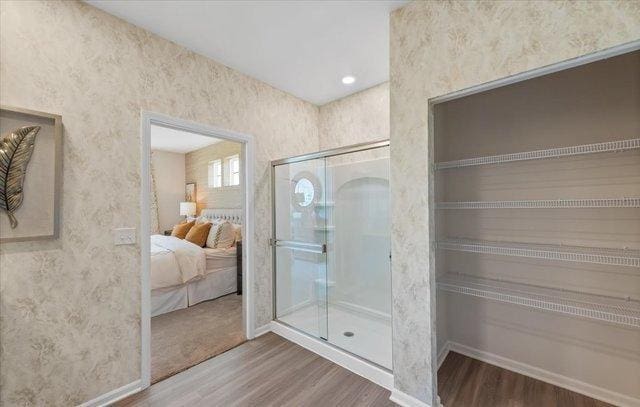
[433,50,640,405]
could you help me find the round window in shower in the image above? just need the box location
[291,171,321,210]
[295,178,315,207]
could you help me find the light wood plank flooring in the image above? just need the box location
[118,333,394,407]
[120,333,615,407]
[438,351,613,407]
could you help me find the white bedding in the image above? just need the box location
[150,235,206,290]
[149,216,241,317]
[204,246,237,273]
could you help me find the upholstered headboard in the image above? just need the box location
[200,208,242,224]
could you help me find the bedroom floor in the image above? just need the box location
[151,293,244,383]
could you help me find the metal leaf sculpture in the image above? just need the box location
[0,126,40,228]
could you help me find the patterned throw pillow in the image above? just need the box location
[205,219,224,248]
[214,221,236,249]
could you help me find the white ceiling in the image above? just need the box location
[86,0,407,105]
[150,124,222,154]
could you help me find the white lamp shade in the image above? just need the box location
[180,202,196,216]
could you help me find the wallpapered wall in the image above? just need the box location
[3,0,637,405]
[318,82,389,150]
[185,140,243,214]
[389,1,640,404]
[0,1,319,405]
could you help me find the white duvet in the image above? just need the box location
[150,235,206,290]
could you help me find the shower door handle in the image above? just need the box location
[271,239,326,254]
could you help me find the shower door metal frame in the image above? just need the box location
[271,139,390,166]
[270,139,390,331]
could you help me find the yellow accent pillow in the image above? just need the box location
[171,221,195,239]
[184,222,212,247]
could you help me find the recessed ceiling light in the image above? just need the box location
[342,75,356,85]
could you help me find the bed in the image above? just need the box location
[150,209,242,317]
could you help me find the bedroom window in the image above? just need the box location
[208,159,222,188]
[224,154,240,186]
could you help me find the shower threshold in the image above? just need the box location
[270,319,394,391]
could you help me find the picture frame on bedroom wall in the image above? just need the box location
[0,105,62,243]
[185,182,196,203]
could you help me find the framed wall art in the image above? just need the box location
[0,105,62,242]
[185,182,196,202]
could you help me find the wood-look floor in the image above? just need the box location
[119,333,613,407]
[438,351,613,407]
[117,333,394,407]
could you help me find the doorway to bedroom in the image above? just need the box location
[141,113,255,386]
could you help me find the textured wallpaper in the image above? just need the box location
[390,1,640,404]
[319,82,389,150]
[0,1,319,405]
[2,0,639,405]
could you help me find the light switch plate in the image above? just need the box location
[114,228,136,245]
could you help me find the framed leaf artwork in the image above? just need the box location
[0,105,62,242]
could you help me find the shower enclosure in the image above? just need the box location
[271,141,391,369]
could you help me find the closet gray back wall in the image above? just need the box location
[433,51,639,403]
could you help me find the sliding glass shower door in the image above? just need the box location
[273,142,391,370]
[325,147,391,368]
[273,158,328,339]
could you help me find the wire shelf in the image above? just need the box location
[437,274,640,328]
[436,238,640,267]
[435,138,640,170]
[436,198,640,209]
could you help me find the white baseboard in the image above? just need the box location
[270,321,394,390]
[390,389,442,407]
[447,341,640,407]
[389,389,429,407]
[77,380,142,407]
[253,323,272,337]
[437,342,451,369]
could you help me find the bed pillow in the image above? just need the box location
[171,221,195,239]
[205,219,224,248]
[232,223,242,243]
[207,221,236,249]
[184,222,212,247]
[216,221,237,248]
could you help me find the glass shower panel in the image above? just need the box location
[325,146,392,369]
[274,159,328,340]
